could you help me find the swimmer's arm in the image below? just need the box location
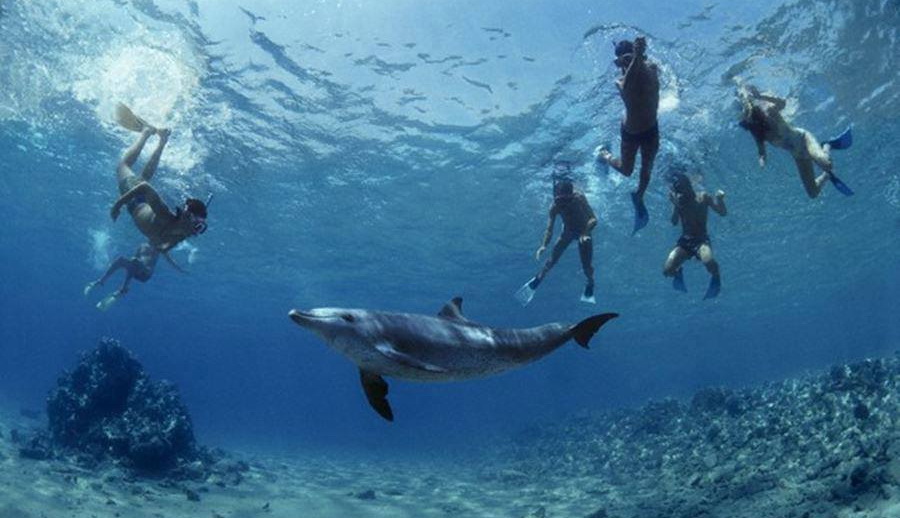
[540,207,558,248]
[162,252,188,274]
[668,191,680,225]
[621,37,649,89]
[707,191,727,216]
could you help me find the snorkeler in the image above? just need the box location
[110,104,209,252]
[84,243,186,311]
[516,174,598,306]
[662,172,727,300]
[595,36,660,234]
[737,84,853,198]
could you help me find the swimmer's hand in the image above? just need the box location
[758,155,766,169]
[535,246,546,260]
[634,36,647,57]
[110,202,123,221]
[715,190,726,199]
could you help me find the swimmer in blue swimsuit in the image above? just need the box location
[111,113,208,252]
[662,173,727,299]
[595,36,660,234]
[84,243,187,311]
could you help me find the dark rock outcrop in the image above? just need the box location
[40,338,197,473]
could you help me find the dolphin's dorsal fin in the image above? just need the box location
[359,369,393,421]
[438,297,467,322]
[375,343,448,373]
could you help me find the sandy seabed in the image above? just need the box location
[4,355,900,518]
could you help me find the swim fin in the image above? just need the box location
[824,125,852,150]
[83,281,100,297]
[96,293,120,312]
[115,103,154,133]
[631,192,649,235]
[672,269,687,293]
[515,277,541,307]
[703,276,721,300]
[580,282,596,304]
[829,173,854,196]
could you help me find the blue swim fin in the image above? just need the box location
[631,192,649,235]
[515,277,541,307]
[824,125,852,150]
[703,276,721,300]
[672,269,687,293]
[829,173,854,196]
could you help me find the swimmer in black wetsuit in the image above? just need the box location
[110,104,208,253]
[662,173,727,299]
[516,176,598,306]
[84,243,186,311]
[595,36,660,234]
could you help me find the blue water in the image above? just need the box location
[1,0,898,459]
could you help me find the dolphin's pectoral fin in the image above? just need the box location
[438,296,470,322]
[360,369,393,422]
[375,343,448,373]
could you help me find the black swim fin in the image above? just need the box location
[631,192,649,235]
[360,370,393,422]
[824,125,852,150]
[570,313,618,349]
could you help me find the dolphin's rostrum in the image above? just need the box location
[289,297,618,421]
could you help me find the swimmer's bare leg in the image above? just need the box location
[140,128,170,182]
[85,257,130,295]
[663,246,691,277]
[698,244,721,299]
[536,233,574,283]
[803,130,832,172]
[598,138,638,177]
[794,157,828,199]
[117,128,155,193]
[635,136,659,199]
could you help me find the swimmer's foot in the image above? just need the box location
[631,192,649,235]
[672,269,687,293]
[703,275,721,300]
[515,276,541,307]
[580,281,596,304]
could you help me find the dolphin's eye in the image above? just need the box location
[341,314,355,323]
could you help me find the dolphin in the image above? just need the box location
[288,297,618,421]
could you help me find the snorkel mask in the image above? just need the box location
[613,40,634,67]
[182,194,212,235]
[551,162,575,202]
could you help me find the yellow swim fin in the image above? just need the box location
[115,103,154,133]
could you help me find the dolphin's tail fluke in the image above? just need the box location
[571,313,618,349]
